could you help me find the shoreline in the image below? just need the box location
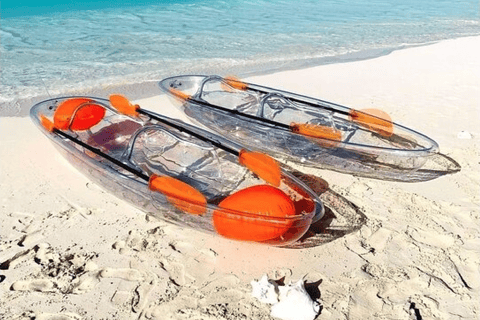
[1,35,479,319]
[2,35,479,117]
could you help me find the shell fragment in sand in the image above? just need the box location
[251,274,279,304]
[251,275,321,320]
[457,131,472,139]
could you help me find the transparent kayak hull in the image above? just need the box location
[30,96,325,247]
[159,75,441,182]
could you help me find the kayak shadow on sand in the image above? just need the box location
[283,152,461,249]
[284,172,368,249]
[396,152,461,182]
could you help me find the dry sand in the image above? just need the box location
[1,36,479,319]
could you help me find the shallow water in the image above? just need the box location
[1,0,479,112]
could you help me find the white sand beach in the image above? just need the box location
[1,36,479,319]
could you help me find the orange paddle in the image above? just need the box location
[290,122,342,148]
[148,175,207,215]
[349,108,393,137]
[238,150,281,187]
[110,94,282,187]
[223,76,394,138]
[168,87,343,147]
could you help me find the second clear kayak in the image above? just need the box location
[159,75,442,182]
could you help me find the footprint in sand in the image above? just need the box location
[35,312,82,320]
[11,311,83,320]
[11,279,56,292]
[8,249,162,315]
[117,226,219,285]
[0,247,36,270]
[160,260,189,286]
[100,268,145,281]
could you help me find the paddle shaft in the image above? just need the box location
[137,108,240,156]
[53,128,150,181]
[231,82,395,138]
[179,86,350,133]
[230,81,351,116]
[182,96,292,131]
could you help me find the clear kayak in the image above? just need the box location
[159,75,443,182]
[30,96,324,247]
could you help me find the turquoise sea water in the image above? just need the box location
[1,0,479,112]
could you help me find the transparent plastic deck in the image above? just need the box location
[30,96,324,246]
[159,75,443,182]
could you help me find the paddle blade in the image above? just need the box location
[168,88,191,102]
[40,115,55,132]
[213,185,295,241]
[53,98,92,130]
[109,94,139,117]
[349,109,393,137]
[69,103,106,131]
[222,76,248,91]
[148,175,207,215]
[238,150,281,187]
[290,122,342,148]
